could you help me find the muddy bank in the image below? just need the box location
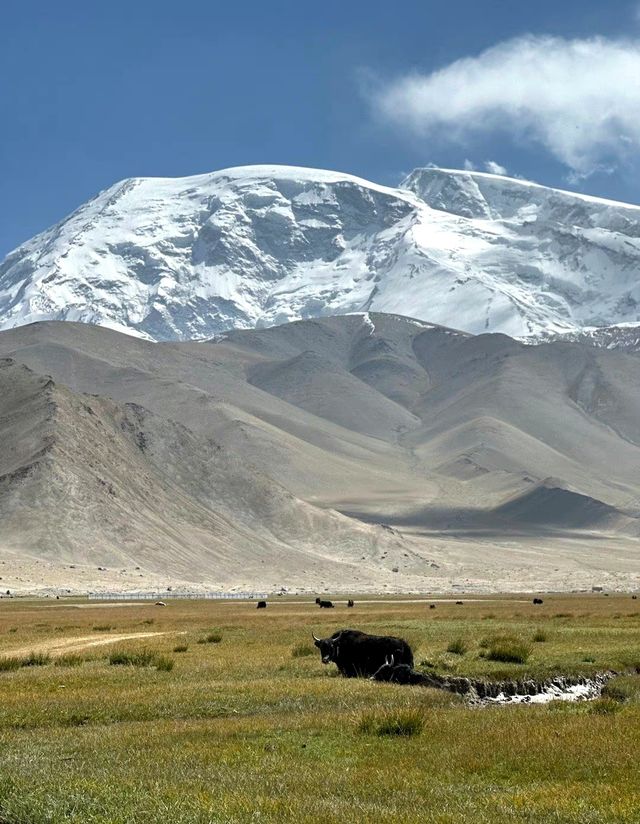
[373,662,616,704]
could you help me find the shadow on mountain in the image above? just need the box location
[339,485,630,539]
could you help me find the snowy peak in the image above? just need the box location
[1,164,640,342]
[0,166,416,341]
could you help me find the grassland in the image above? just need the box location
[0,593,639,823]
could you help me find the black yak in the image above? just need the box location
[312,629,413,677]
[256,601,267,609]
[370,655,430,685]
[318,600,334,608]
[347,599,354,608]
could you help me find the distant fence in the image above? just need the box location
[88,592,268,601]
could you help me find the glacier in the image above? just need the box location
[1,164,640,342]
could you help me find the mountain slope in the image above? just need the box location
[1,313,639,592]
[0,357,412,589]
[2,166,640,342]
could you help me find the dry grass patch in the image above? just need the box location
[291,643,315,658]
[197,632,222,644]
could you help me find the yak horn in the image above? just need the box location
[312,632,321,642]
[385,654,394,666]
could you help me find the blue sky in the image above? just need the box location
[2,0,640,257]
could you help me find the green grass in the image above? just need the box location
[0,593,638,822]
[21,652,51,667]
[446,638,468,655]
[173,644,189,653]
[0,652,51,671]
[485,636,532,664]
[358,708,425,737]
[602,675,640,704]
[54,654,85,668]
[108,649,158,667]
[532,629,548,643]
[109,649,175,672]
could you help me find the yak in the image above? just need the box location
[318,600,334,608]
[347,599,354,608]
[256,601,267,609]
[370,655,429,685]
[312,629,413,677]
[533,598,544,605]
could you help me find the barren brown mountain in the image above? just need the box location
[1,313,639,593]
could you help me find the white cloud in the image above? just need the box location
[463,158,477,171]
[372,36,640,176]
[484,160,507,175]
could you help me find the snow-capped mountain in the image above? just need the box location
[2,164,640,341]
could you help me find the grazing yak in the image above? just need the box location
[533,598,544,605]
[317,600,334,609]
[312,629,413,677]
[347,599,354,608]
[256,601,267,609]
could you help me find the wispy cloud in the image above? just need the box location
[371,36,640,177]
[462,159,508,175]
[484,161,507,175]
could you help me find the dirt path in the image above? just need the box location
[277,598,532,606]
[12,602,159,609]
[0,630,186,658]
